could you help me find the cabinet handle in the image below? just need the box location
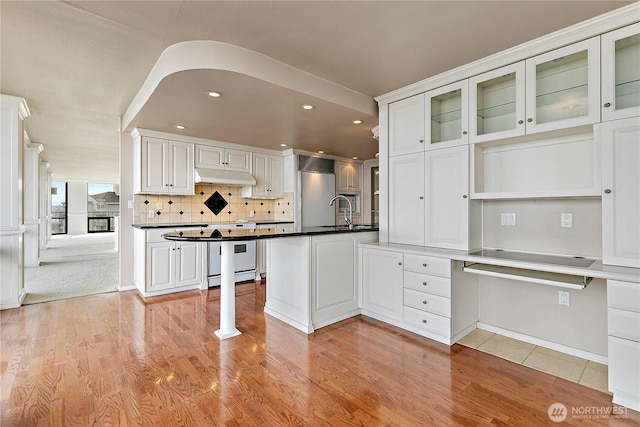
[419,196,424,200]
[527,118,533,123]
[462,131,467,135]
[462,195,467,199]
[604,189,612,194]
[422,300,427,305]
[518,120,524,124]
[604,102,611,108]
[422,263,427,267]
[422,319,427,324]
[419,139,424,143]
[422,282,427,286]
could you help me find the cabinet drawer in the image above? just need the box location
[404,289,451,317]
[404,271,450,297]
[609,308,640,342]
[403,306,451,337]
[608,280,640,313]
[403,254,450,278]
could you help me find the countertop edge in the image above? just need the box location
[358,242,640,284]
[163,227,379,242]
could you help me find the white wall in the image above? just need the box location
[478,277,608,357]
[482,198,602,258]
[67,181,87,234]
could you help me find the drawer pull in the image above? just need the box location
[422,319,427,324]
[422,282,427,286]
[422,300,427,305]
[422,263,427,267]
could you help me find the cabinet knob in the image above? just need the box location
[419,139,424,143]
[462,131,467,135]
[398,262,403,266]
[462,195,467,199]
[422,282,427,286]
[419,196,424,200]
[527,118,533,123]
[518,120,524,124]
[604,102,611,108]
[422,263,427,267]
[422,300,427,305]
[422,319,427,324]
[604,189,612,194]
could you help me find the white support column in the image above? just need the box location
[39,162,50,251]
[214,240,242,339]
[23,140,43,267]
[0,95,30,310]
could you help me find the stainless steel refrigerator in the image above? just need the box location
[297,155,336,227]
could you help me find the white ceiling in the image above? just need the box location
[1,1,632,183]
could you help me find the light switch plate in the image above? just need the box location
[127,200,134,209]
[500,213,516,226]
[148,209,154,219]
[561,213,573,228]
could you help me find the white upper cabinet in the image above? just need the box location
[195,144,251,173]
[424,146,472,250]
[336,161,362,193]
[525,37,601,134]
[388,153,425,246]
[136,136,194,195]
[389,94,425,156]
[242,153,283,198]
[601,23,640,122]
[469,62,526,143]
[600,117,640,268]
[425,80,468,149]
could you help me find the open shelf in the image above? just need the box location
[470,129,600,199]
[477,101,516,119]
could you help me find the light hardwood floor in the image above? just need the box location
[1,281,638,426]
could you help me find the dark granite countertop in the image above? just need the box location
[132,223,209,229]
[163,225,379,242]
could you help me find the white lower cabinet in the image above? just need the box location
[134,228,205,296]
[608,279,640,412]
[361,247,404,321]
[360,245,478,345]
[265,232,378,333]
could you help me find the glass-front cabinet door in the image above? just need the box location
[425,80,468,149]
[469,62,526,143]
[525,36,600,134]
[602,23,640,122]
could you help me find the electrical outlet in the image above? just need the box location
[561,213,573,228]
[148,209,154,219]
[500,213,516,226]
[558,290,570,306]
[127,200,134,209]
[249,210,255,218]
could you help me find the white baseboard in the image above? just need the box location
[477,322,608,365]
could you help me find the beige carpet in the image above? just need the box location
[24,233,119,304]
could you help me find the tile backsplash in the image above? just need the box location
[134,184,294,225]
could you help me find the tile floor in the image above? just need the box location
[458,329,609,394]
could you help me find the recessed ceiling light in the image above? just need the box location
[207,91,222,98]
[302,104,314,110]
[352,156,358,160]
[280,143,288,147]
[353,120,363,124]
[318,150,324,154]
[175,125,186,130]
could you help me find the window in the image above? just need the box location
[87,183,119,233]
[51,181,67,234]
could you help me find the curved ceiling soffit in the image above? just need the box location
[122,40,378,131]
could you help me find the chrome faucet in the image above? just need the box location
[328,195,353,229]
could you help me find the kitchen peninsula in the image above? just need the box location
[163,225,378,339]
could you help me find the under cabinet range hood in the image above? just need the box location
[194,168,257,186]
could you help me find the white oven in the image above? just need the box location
[207,223,257,287]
